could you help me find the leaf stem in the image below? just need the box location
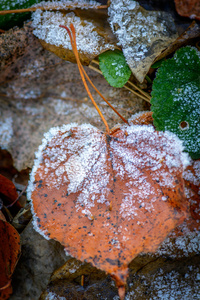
[60,24,110,133]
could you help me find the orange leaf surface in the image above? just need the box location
[129,111,154,126]
[0,218,21,300]
[174,0,200,21]
[28,123,189,298]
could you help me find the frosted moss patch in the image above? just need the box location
[151,46,200,159]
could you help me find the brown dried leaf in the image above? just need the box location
[28,122,189,298]
[153,21,200,64]
[108,0,178,82]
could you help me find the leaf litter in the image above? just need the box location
[27,23,192,299]
[27,122,190,298]
[0,4,198,298]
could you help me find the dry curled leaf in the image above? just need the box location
[0,217,21,300]
[28,122,189,299]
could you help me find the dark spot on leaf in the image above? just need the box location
[106,258,122,266]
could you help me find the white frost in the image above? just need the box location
[31,8,114,55]
[108,0,177,82]
[0,116,13,149]
[28,123,190,227]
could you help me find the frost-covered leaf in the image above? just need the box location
[108,0,178,83]
[151,46,200,159]
[28,122,189,298]
[152,22,200,65]
[174,0,200,21]
[128,111,153,126]
[156,159,200,259]
[31,5,117,65]
[99,50,131,88]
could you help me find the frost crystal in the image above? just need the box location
[108,0,177,82]
[31,7,114,56]
[33,0,101,10]
[0,116,13,149]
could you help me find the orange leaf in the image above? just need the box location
[174,0,200,21]
[0,219,21,300]
[129,111,154,126]
[28,123,189,299]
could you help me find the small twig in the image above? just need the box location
[0,5,107,15]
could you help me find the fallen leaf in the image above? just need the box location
[174,0,200,21]
[108,0,178,82]
[0,174,18,202]
[7,221,67,300]
[28,122,189,298]
[0,217,21,300]
[40,258,116,300]
[129,111,154,126]
[153,21,200,64]
[31,6,117,65]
